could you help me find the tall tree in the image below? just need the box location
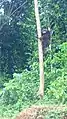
[0,0,34,78]
[34,0,44,97]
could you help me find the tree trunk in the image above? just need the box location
[34,0,44,97]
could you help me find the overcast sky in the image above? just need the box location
[0,8,4,14]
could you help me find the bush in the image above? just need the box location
[0,42,67,117]
[45,42,67,104]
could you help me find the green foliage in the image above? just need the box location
[45,42,67,103]
[0,42,67,117]
[1,70,38,104]
[0,0,35,77]
[44,110,67,119]
[0,62,39,116]
[0,0,67,118]
[46,75,67,103]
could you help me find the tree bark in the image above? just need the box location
[34,0,44,97]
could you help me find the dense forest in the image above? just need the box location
[0,0,67,118]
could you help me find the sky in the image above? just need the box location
[0,0,11,15]
[0,8,4,15]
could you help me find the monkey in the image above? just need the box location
[41,27,50,50]
[36,27,51,55]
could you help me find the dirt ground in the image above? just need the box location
[16,105,67,119]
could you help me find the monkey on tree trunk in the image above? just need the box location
[41,27,50,52]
